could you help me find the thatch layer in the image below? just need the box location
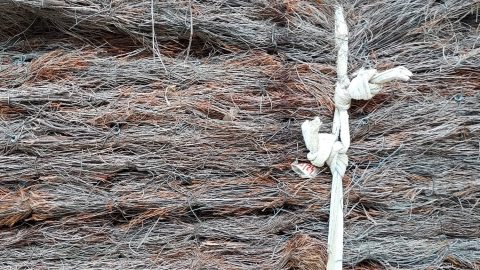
[0,0,479,269]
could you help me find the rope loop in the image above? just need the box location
[334,67,412,110]
[301,117,344,168]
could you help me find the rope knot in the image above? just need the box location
[301,117,345,167]
[348,68,379,100]
[334,67,413,110]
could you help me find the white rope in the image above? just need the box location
[297,7,412,270]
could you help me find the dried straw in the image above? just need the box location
[0,0,479,269]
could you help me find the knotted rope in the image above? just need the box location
[299,7,412,270]
[304,66,413,167]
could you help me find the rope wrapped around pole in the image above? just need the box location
[300,7,413,270]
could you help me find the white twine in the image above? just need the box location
[297,7,412,270]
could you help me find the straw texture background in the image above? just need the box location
[0,0,479,269]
